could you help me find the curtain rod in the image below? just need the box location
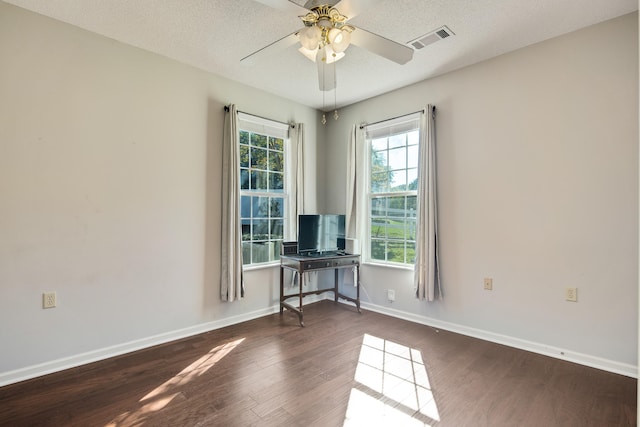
[359,106,435,130]
[224,105,294,128]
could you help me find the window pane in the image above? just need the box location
[371,171,389,193]
[252,219,269,241]
[270,197,284,217]
[240,145,249,168]
[371,138,387,151]
[387,220,405,241]
[271,241,282,262]
[407,145,419,168]
[269,136,283,151]
[269,172,283,191]
[251,133,267,148]
[251,170,267,190]
[240,130,249,145]
[406,219,417,241]
[240,169,250,190]
[407,130,419,146]
[251,242,270,264]
[371,197,387,217]
[388,147,406,170]
[407,195,417,213]
[387,240,406,263]
[370,239,386,261]
[252,196,269,218]
[241,195,251,218]
[407,168,418,190]
[371,218,387,239]
[406,241,416,264]
[388,196,406,218]
[251,147,267,169]
[390,169,407,191]
[371,150,388,168]
[242,242,251,265]
[388,134,405,149]
[269,151,283,171]
[271,219,283,239]
[242,219,251,241]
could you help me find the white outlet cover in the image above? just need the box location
[565,287,578,302]
[43,292,57,309]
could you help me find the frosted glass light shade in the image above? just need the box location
[328,28,351,53]
[299,25,322,50]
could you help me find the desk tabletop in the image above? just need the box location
[280,253,360,261]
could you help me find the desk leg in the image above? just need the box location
[334,269,339,303]
[356,265,361,313]
[279,265,284,315]
[298,269,304,327]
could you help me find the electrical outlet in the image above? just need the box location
[483,278,493,291]
[387,289,395,302]
[43,292,57,309]
[565,287,577,302]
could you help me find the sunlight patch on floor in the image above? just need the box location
[105,337,245,427]
[344,334,439,426]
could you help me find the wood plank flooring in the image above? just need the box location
[0,300,636,426]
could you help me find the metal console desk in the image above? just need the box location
[279,253,361,326]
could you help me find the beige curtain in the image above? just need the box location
[345,124,367,251]
[221,104,244,301]
[286,123,305,240]
[414,105,441,301]
[345,124,367,286]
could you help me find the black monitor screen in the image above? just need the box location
[298,214,345,255]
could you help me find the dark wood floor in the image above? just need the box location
[0,300,636,426]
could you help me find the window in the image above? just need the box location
[239,114,289,266]
[366,114,421,265]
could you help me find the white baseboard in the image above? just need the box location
[359,301,638,379]
[0,305,280,387]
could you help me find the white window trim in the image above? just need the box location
[238,113,290,267]
[364,112,421,266]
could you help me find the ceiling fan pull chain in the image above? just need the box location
[321,59,327,125]
[334,61,338,121]
[322,58,327,125]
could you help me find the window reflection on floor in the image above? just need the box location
[344,334,440,426]
[106,338,245,427]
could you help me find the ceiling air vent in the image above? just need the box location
[408,26,455,50]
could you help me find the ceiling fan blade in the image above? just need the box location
[252,0,309,14]
[349,27,414,65]
[332,0,383,20]
[241,32,300,64]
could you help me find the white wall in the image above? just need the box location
[324,13,638,372]
[0,2,319,382]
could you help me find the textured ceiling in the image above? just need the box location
[3,0,637,110]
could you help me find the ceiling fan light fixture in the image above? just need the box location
[328,28,351,53]
[299,25,322,50]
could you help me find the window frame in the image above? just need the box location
[238,113,290,267]
[364,113,421,267]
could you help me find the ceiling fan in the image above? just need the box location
[242,0,414,91]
